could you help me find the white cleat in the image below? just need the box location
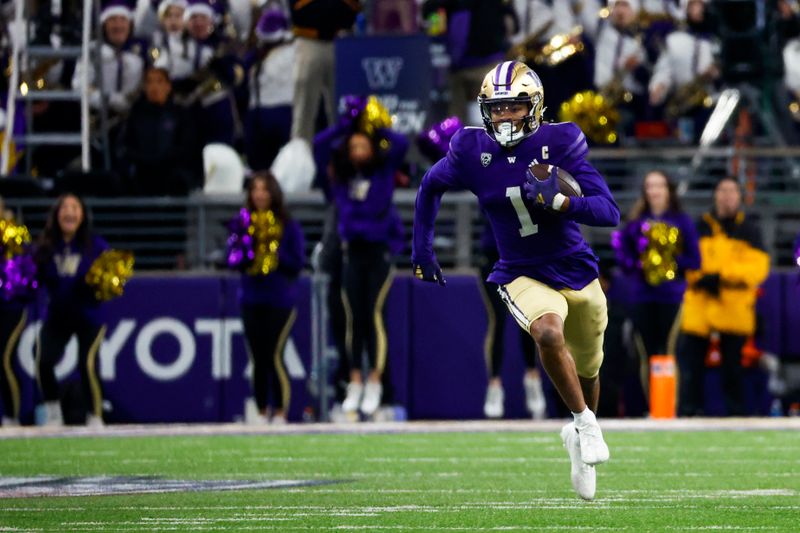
[244,398,268,425]
[86,414,105,428]
[561,422,596,501]
[342,383,364,414]
[360,382,383,416]
[43,401,63,427]
[483,383,504,419]
[2,416,20,427]
[524,375,546,420]
[575,413,610,466]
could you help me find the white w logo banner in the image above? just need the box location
[361,57,404,90]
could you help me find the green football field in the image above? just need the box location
[0,421,798,531]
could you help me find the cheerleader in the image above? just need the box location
[614,170,700,399]
[229,172,305,424]
[35,194,110,427]
[315,107,408,417]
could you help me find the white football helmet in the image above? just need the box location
[478,61,545,147]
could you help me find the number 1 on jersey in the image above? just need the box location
[506,186,538,237]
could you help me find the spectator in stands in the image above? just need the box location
[778,0,800,50]
[369,0,419,33]
[243,5,295,171]
[34,194,110,427]
[614,170,700,405]
[479,221,546,420]
[155,0,242,146]
[32,0,82,45]
[509,0,599,113]
[229,172,305,425]
[593,0,650,139]
[72,0,146,118]
[147,0,187,57]
[116,66,202,195]
[676,177,770,416]
[780,1,800,135]
[640,0,682,21]
[422,0,516,124]
[648,0,719,142]
[314,103,408,418]
[288,0,361,142]
[0,198,36,427]
[637,0,682,62]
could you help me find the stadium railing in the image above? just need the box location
[5,146,800,270]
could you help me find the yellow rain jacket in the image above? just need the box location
[681,211,770,337]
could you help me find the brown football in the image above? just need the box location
[528,163,583,197]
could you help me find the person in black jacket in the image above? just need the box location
[117,66,202,195]
[422,0,516,122]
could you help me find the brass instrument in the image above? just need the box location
[665,77,712,119]
[789,100,800,123]
[637,9,675,30]
[19,57,63,93]
[508,25,585,68]
[174,38,244,107]
[599,68,633,107]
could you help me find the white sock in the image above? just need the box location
[572,407,596,427]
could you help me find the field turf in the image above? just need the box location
[0,421,798,531]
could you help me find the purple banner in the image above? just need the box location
[3,272,796,424]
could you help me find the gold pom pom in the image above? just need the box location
[0,218,32,259]
[247,209,283,276]
[357,95,393,138]
[641,221,682,287]
[558,90,620,145]
[85,249,135,302]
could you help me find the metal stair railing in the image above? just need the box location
[1,0,94,176]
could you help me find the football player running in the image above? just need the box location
[412,61,620,501]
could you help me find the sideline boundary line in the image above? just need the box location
[1,417,799,440]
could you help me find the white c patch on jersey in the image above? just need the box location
[542,146,549,159]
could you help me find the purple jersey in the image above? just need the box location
[38,234,109,325]
[239,218,306,309]
[413,122,620,290]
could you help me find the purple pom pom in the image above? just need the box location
[226,208,255,270]
[416,116,463,162]
[794,234,800,268]
[0,254,38,301]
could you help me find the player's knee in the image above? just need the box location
[532,324,564,352]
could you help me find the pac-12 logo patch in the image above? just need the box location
[480,153,492,167]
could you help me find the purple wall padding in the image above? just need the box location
[4,271,796,424]
[407,276,488,419]
[756,274,783,355]
[781,272,800,359]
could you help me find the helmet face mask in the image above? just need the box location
[478,61,545,148]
